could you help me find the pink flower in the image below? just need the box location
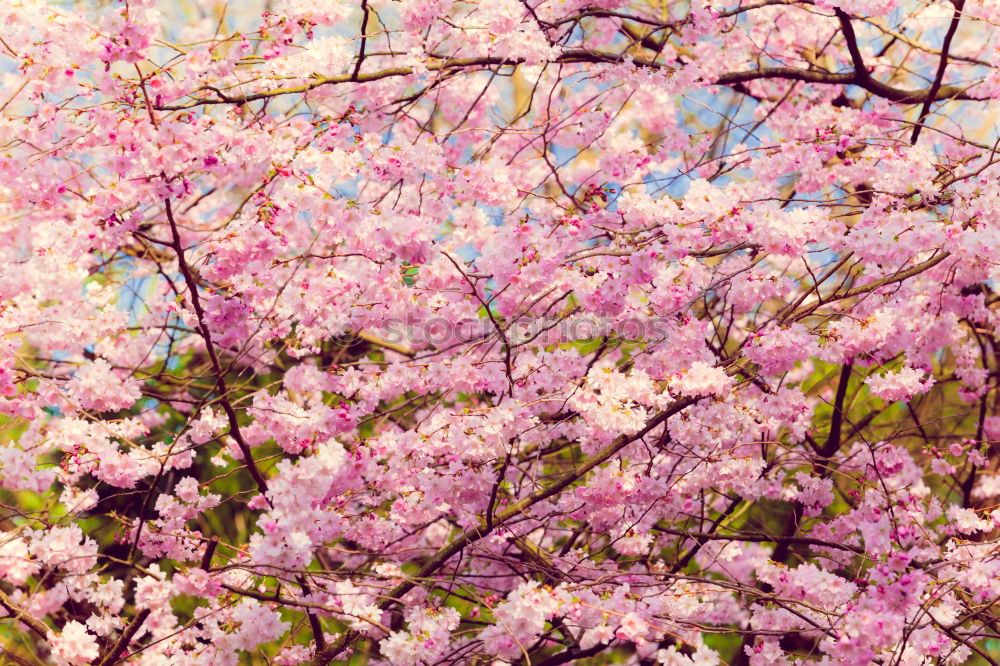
[865,367,935,402]
[48,621,99,666]
[615,612,649,646]
[67,359,141,412]
[985,416,1000,440]
[672,362,733,397]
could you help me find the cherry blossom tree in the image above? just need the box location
[1,0,1000,664]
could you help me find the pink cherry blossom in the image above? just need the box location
[48,621,99,666]
[0,1,998,665]
[865,366,936,402]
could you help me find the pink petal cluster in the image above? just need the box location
[0,1,997,665]
[865,366,936,402]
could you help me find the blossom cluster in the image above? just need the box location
[0,0,999,665]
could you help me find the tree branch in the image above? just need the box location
[0,586,50,639]
[156,50,982,111]
[308,394,699,665]
[163,198,271,502]
[910,0,965,143]
[95,608,152,666]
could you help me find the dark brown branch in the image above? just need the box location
[651,527,865,555]
[96,608,152,666]
[0,646,35,666]
[0,586,49,639]
[156,50,983,111]
[351,0,370,81]
[788,251,951,321]
[821,363,853,460]
[164,198,271,502]
[200,536,219,570]
[297,576,326,652]
[532,642,609,666]
[910,0,965,144]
